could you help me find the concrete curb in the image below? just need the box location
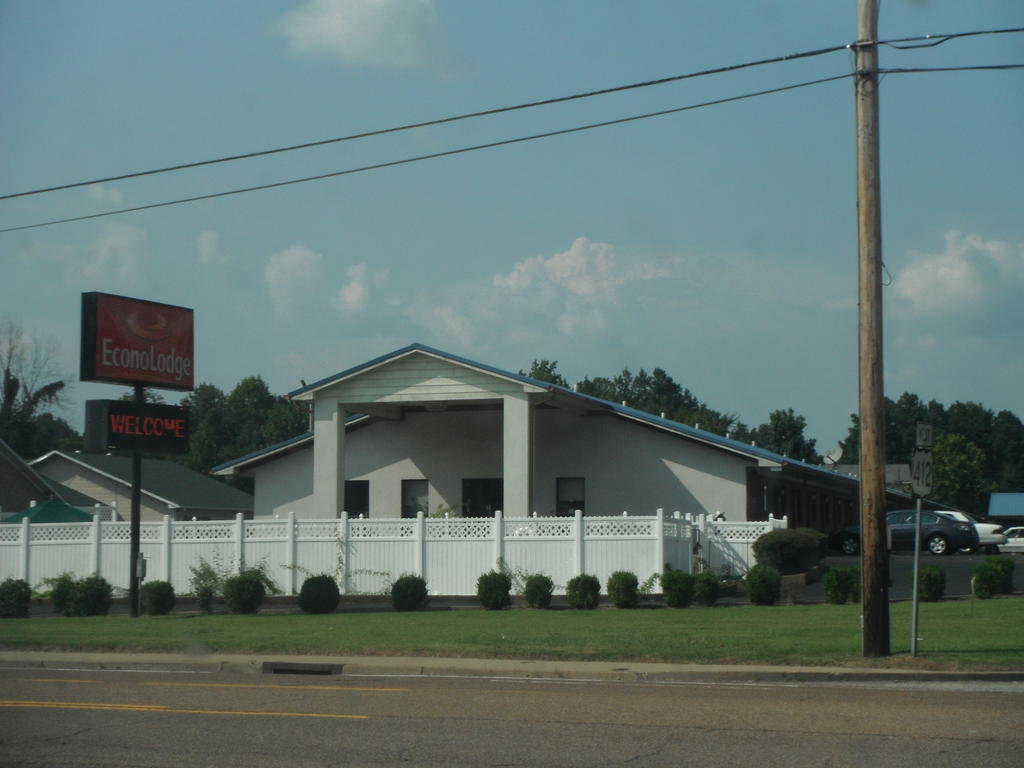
[1,651,1021,684]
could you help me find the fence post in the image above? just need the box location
[574,509,584,576]
[162,515,172,583]
[91,514,101,576]
[415,510,425,581]
[493,510,504,569]
[654,508,665,580]
[20,518,30,582]
[286,511,297,596]
[234,513,244,573]
[340,511,350,594]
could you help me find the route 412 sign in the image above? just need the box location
[911,449,933,497]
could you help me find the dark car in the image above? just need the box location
[829,509,978,556]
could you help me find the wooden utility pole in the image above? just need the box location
[855,0,890,656]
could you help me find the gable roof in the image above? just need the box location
[1,498,94,524]
[32,451,252,511]
[217,344,845,482]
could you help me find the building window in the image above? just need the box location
[345,480,369,518]
[401,479,429,519]
[461,478,503,518]
[556,477,585,516]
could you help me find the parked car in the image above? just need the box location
[829,509,979,556]
[935,510,1007,554]
[1000,527,1024,554]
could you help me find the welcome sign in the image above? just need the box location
[84,400,190,454]
[81,292,194,391]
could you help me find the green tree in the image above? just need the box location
[749,408,820,463]
[932,433,991,515]
[0,320,73,458]
[520,360,568,388]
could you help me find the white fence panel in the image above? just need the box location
[0,511,787,597]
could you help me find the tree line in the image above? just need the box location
[1,319,1019,516]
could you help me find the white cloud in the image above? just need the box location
[336,262,387,315]
[265,244,324,315]
[279,0,446,69]
[891,231,1024,328]
[84,184,125,205]
[197,230,231,267]
[65,222,148,288]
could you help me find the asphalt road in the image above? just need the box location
[0,666,1020,767]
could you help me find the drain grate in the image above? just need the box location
[262,661,344,676]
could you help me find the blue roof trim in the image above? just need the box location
[988,493,1024,517]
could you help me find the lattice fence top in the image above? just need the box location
[29,523,92,542]
[426,518,491,539]
[351,520,416,538]
[171,522,235,541]
[296,521,341,539]
[0,526,23,543]
[505,519,574,537]
[709,523,772,541]
[244,521,289,540]
[584,517,656,537]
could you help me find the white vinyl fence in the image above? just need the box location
[0,510,787,597]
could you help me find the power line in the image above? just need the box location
[0,74,854,234]
[878,64,1024,74]
[0,43,852,202]
[4,25,1020,202]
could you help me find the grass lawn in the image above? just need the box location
[1,598,1021,670]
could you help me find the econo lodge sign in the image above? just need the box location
[81,292,194,390]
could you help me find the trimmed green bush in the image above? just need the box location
[982,556,1014,594]
[0,578,31,618]
[523,574,554,609]
[660,569,695,608]
[48,572,76,615]
[476,570,512,610]
[606,570,639,609]
[916,565,946,602]
[822,566,860,605]
[566,574,600,609]
[972,560,1003,599]
[693,571,720,607]
[223,569,266,614]
[140,580,176,616]
[745,564,782,606]
[752,527,827,574]
[64,575,113,617]
[390,574,430,612]
[298,575,340,614]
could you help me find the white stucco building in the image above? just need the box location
[213,344,862,530]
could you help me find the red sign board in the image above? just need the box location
[81,292,194,391]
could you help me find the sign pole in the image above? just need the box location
[129,384,144,618]
[911,494,922,656]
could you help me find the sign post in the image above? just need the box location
[81,293,194,617]
[910,424,933,657]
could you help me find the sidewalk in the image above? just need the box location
[2,649,1022,684]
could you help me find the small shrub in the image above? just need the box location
[195,585,216,614]
[64,575,113,617]
[822,566,860,605]
[745,564,782,606]
[660,569,695,608]
[140,581,176,616]
[693,571,720,607]
[477,570,512,610]
[916,565,946,602]
[0,578,31,618]
[752,528,827,575]
[523,574,554,609]
[299,575,340,614]
[982,555,1014,594]
[189,559,223,613]
[390,574,430,612]
[606,570,639,609]
[972,560,1003,599]
[47,572,77,614]
[223,569,266,614]
[566,574,601,610]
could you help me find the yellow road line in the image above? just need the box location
[29,679,99,684]
[142,681,408,692]
[0,700,368,720]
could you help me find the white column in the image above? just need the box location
[574,509,584,576]
[493,510,504,568]
[313,397,346,518]
[286,511,297,595]
[654,508,665,578]
[91,514,101,576]
[20,518,30,582]
[162,515,172,582]
[234,512,245,573]
[501,393,533,518]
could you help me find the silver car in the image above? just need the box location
[1000,526,1024,554]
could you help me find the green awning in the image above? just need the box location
[2,498,94,524]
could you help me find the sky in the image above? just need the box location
[2,0,1022,455]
